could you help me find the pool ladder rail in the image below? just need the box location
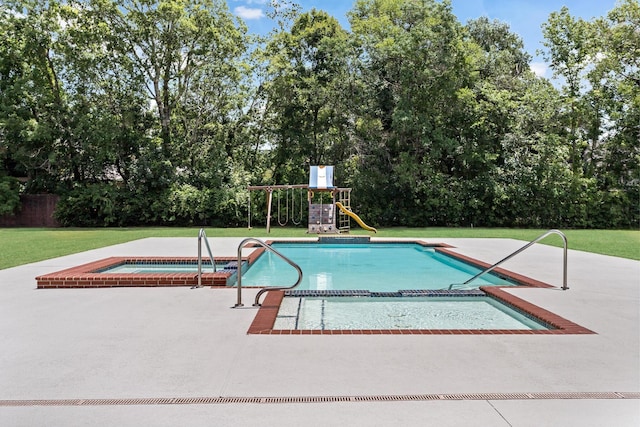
[452,229,569,290]
[194,228,216,289]
[234,238,303,308]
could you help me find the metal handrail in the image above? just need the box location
[194,228,216,289]
[234,238,303,307]
[461,229,569,290]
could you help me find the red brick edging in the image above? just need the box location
[36,257,240,289]
[247,289,594,335]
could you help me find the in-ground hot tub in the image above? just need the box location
[35,257,248,289]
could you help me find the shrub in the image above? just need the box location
[0,176,21,216]
[55,183,120,226]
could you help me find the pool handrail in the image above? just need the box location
[195,228,216,289]
[234,238,303,307]
[461,229,569,290]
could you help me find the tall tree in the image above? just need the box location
[90,0,247,160]
[541,6,591,177]
[349,0,479,224]
[0,0,74,190]
[261,9,353,184]
[587,0,640,225]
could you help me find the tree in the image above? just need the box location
[69,0,252,225]
[1,0,635,227]
[541,6,592,178]
[586,0,640,226]
[540,1,639,227]
[349,0,492,225]
[260,9,354,185]
[1,0,152,190]
[0,0,75,191]
[90,0,248,161]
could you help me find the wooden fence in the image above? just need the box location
[0,194,60,227]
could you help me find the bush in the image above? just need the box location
[53,180,249,227]
[162,183,211,226]
[0,176,21,216]
[54,183,120,226]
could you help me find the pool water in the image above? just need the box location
[101,262,227,274]
[240,243,515,292]
[274,296,550,330]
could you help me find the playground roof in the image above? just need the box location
[308,165,335,189]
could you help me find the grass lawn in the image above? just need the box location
[0,226,638,270]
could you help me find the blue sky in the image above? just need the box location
[229,0,618,79]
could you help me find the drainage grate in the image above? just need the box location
[284,290,488,298]
[285,290,371,297]
[399,290,486,297]
[0,392,637,407]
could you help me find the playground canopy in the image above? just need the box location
[308,165,334,190]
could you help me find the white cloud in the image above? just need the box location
[234,6,264,20]
[530,62,548,78]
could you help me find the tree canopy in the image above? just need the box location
[1,0,638,228]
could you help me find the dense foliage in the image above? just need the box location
[1,0,638,228]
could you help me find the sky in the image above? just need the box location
[228,0,619,79]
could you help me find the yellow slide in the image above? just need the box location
[335,202,377,233]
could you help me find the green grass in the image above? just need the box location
[0,226,638,270]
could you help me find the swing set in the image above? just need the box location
[247,166,376,234]
[276,186,305,226]
[247,184,308,232]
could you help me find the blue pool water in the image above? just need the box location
[240,243,516,291]
[274,296,549,330]
[101,262,226,274]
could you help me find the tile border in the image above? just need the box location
[35,257,241,289]
[248,289,594,335]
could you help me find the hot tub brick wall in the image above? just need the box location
[36,257,240,289]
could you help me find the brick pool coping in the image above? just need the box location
[35,257,243,288]
[247,288,595,335]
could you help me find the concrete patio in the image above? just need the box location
[0,236,638,426]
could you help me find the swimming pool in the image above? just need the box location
[275,295,550,330]
[239,242,518,291]
[248,287,594,335]
[34,237,593,336]
[35,239,549,290]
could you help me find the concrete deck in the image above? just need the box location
[1,236,638,426]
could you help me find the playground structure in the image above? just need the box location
[247,166,376,234]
